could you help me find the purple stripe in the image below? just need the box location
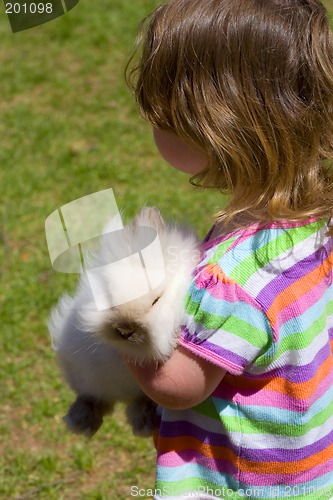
[214,220,314,255]
[202,218,320,253]
[159,420,230,447]
[238,457,333,486]
[157,448,333,483]
[242,429,333,462]
[273,277,330,331]
[180,336,245,374]
[182,327,249,369]
[197,339,249,367]
[183,329,332,383]
[201,224,260,262]
[225,218,322,257]
[214,370,333,411]
[157,449,333,484]
[256,241,333,309]
[244,342,332,383]
[157,450,238,476]
[225,225,264,254]
[159,418,333,463]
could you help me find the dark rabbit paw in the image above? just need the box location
[126,397,159,437]
[63,395,112,438]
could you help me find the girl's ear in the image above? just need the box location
[132,206,166,231]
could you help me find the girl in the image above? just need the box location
[123,0,333,498]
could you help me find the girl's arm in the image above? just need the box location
[121,346,226,410]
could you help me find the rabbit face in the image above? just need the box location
[103,292,162,341]
[81,284,165,356]
[98,304,156,345]
[73,207,200,361]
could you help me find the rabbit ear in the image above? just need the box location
[132,207,166,231]
[101,211,124,235]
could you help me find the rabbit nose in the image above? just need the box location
[116,323,137,339]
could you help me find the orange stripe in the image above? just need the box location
[224,355,333,400]
[157,436,333,474]
[157,435,234,461]
[206,263,233,283]
[267,252,333,327]
[241,444,333,474]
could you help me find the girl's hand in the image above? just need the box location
[121,345,226,410]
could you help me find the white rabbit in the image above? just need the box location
[49,207,200,437]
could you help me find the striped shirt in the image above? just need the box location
[154,217,333,499]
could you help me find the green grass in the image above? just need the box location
[1,0,333,498]
[0,1,224,498]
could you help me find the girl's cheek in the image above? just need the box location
[153,129,208,175]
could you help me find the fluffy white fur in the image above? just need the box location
[49,207,200,437]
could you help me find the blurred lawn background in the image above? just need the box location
[1,1,333,499]
[0,1,225,498]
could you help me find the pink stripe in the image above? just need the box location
[201,224,259,253]
[212,363,333,410]
[195,267,263,311]
[308,369,333,404]
[273,276,329,330]
[157,452,333,485]
[157,452,196,468]
[180,337,242,374]
[157,451,233,471]
[226,226,264,253]
[212,386,307,411]
[238,456,333,486]
[212,374,332,412]
[202,217,320,253]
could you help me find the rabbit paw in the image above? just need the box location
[63,395,113,438]
[126,397,159,437]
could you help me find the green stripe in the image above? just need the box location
[221,399,333,436]
[257,300,333,366]
[229,219,326,286]
[192,398,221,420]
[185,299,268,348]
[207,236,238,264]
[155,479,333,499]
[155,478,226,498]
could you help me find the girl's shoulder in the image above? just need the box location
[199,216,330,283]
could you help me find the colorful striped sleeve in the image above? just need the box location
[180,262,274,375]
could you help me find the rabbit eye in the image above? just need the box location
[151,297,160,307]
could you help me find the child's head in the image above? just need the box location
[128,0,333,224]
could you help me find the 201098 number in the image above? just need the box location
[5,3,53,14]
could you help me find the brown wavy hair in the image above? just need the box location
[127,0,333,230]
